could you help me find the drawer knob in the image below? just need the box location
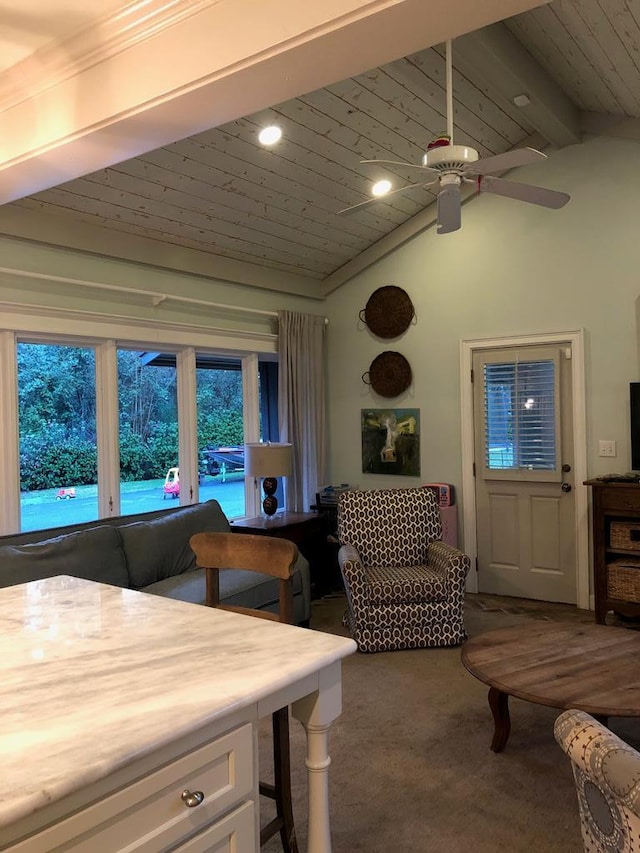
[181,789,205,808]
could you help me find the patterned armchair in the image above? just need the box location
[337,488,471,653]
[554,709,640,852]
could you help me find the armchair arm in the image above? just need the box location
[426,540,471,598]
[338,543,368,613]
[338,543,360,565]
[555,709,640,815]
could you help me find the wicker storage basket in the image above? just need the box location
[610,520,640,551]
[607,558,640,602]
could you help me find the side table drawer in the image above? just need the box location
[9,724,254,853]
[601,487,640,512]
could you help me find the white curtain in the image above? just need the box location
[277,311,327,512]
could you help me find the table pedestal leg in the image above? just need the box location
[488,687,511,753]
[291,662,343,853]
[302,720,332,853]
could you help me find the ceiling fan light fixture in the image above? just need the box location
[258,125,282,146]
[423,144,479,171]
[371,179,392,197]
[338,40,569,222]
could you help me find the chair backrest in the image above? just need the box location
[555,709,640,852]
[189,531,299,625]
[337,488,442,567]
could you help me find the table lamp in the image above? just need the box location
[245,442,293,516]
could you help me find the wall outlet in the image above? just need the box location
[599,440,617,458]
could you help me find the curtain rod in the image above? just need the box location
[0,266,281,318]
[0,267,330,324]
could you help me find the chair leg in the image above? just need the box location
[258,707,298,853]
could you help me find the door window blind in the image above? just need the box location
[484,359,556,471]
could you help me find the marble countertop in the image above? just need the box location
[0,576,356,832]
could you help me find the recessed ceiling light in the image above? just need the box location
[371,179,392,197]
[258,125,282,146]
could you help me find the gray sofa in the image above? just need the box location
[0,499,311,625]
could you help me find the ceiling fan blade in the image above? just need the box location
[436,185,461,234]
[338,182,431,215]
[360,159,439,175]
[469,147,547,176]
[479,175,570,209]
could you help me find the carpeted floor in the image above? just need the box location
[260,592,640,852]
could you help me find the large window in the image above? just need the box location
[18,343,98,531]
[3,332,276,534]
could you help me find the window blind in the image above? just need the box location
[484,359,556,471]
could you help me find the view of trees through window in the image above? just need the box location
[118,351,179,510]
[17,343,248,531]
[18,343,99,529]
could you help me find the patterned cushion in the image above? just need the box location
[367,565,447,605]
[337,488,442,568]
[555,709,640,852]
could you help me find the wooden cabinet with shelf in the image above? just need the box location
[584,479,640,623]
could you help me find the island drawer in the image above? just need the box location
[8,724,254,853]
[174,800,255,852]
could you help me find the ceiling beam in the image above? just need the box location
[0,0,551,206]
[454,22,580,149]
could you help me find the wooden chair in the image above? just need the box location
[189,531,299,853]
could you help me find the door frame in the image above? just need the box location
[460,329,589,610]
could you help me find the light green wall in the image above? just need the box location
[0,234,325,333]
[323,136,640,510]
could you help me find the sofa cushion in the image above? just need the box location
[144,563,304,603]
[120,501,231,588]
[144,563,307,624]
[0,525,128,589]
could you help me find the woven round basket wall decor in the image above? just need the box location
[362,351,412,398]
[359,285,415,339]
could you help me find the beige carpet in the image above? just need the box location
[260,592,640,853]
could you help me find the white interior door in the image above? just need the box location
[473,343,576,603]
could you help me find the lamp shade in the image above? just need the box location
[244,442,293,478]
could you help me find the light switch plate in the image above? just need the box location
[599,440,617,458]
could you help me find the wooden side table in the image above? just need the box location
[231,511,337,597]
[584,479,640,624]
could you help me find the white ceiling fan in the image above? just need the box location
[339,39,570,234]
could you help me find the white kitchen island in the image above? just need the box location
[0,576,356,852]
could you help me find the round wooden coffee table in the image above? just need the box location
[461,621,640,752]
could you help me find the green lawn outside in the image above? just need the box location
[20,471,246,506]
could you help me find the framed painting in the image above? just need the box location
[361,408,420,476]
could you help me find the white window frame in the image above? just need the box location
[0,307,277,534]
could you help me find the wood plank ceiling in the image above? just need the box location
[10,0,640,287]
